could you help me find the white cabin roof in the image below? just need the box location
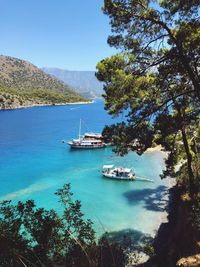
[103,165,114,169]
[84,132,102,137]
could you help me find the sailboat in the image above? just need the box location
[67,119,106,149]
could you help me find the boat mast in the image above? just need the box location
[78,118,81,140]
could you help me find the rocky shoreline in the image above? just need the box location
[0,100,94,110]
[136,183,200,267]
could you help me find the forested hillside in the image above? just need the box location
[0,55,86,109]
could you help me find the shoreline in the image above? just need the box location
[126,180,177,267]
[149,184,180,267]
[0,100,94,111]
[145,144,167,155]
[126,147,176,266]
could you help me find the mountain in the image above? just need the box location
[0,55,86,109]
[42,67,104,99]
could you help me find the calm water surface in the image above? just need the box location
[0,100,169,239]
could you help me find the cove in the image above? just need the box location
[0,100,171,240]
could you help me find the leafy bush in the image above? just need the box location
[0,184,125,267]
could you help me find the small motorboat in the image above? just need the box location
[102,165,135,181]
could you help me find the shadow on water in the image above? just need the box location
[101,228,153,250]
[123,185,169,212]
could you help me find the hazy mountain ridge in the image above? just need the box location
[0,55,86,109]
[42,67,104,99]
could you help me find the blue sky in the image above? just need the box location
[0,0,116,70]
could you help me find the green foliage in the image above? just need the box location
[0,184,125,267]
[0,184,95,266]
[101,0,200,96]
[142,243,155,258]
[96,0,200,197]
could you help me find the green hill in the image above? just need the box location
[0,55,87,109]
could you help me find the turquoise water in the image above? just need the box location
[0,100,169,239]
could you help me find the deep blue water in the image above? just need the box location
[0,100,170,238]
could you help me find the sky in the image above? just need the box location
[0,0,116,71]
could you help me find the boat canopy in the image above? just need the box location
[117,168,132,173]
[103,165,114,169]
[85,132,102,136]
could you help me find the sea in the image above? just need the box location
[0,100,171,242]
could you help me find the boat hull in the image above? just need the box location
[102,172,135,181]
[69,144,106,149]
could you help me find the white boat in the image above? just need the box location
[67,119,106,149]
[102,165,135,180]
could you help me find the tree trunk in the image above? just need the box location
[178,53,200,100]
[181,127,196,198]
[172,97,196,198]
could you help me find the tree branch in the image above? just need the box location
[132,89,196,128]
